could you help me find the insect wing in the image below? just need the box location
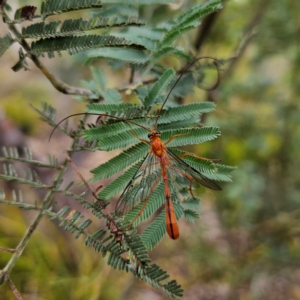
[115,152,161,217]
[166,149,221,191]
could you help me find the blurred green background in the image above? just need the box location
[1,0,299,299]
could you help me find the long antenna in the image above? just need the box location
[154,57,221,128]
[49,112,151,142]
[50,57,221,141]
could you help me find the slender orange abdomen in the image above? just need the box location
[165,197,179,239]
[161,162,179,240]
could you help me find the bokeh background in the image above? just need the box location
[1,0,299,299]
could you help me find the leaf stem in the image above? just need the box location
[0,247,16,254]
[2,11,92,96]
[0,136,80,285]
[5,274,23,300]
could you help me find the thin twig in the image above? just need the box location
[66,154,124,244]
[2,11,92,96]
[0,247,16,254]
[66,154,105,207]
[5,274,23,300]
[0,156,61,170]
[0,137,81,286]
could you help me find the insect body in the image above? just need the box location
[116,129,221,240]
[150,130,180,239]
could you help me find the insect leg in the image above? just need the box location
[178,152,221,163]
[165,163,196,198]
[164,132,191,145]
[125,122,150,144]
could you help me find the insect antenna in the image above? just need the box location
[154,57,222,128]
[49,112,151,142]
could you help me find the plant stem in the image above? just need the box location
[0,137,80,285]
[5,274,23,300]
[2,11,92,96]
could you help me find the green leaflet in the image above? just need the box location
[0,34,13,57]
[111,32,156,50]
[123,26,163,41]
[142,263,183,298]
[99,89,122,104]
[97,162,141,199]
[157,0,223,49]
[150,46,187,62]
[182,197,201,211]
[144,68,176,107]
[141,203,183,250]
[91,143,148,180]
[84,116,220,151]
[1,146,59,169]
[90,67,107,90]
[141,211,166,250]
[102,0,173,4]
[162,127,220,147]
[123,233,151,263]
[31,35,142,58]
[87,103,134,114]
[22,21,61,38]
[84,122,135,140]
[157,24,197,50]
[86,47,148,64]
[92,126,220,150]
[41,0,102,18]
[85,102,216,138]
[183,209,200,223]
[22,17,144,39]
[172,148,236,182]
[158,102,216,124]
[87,127,147,150]
[123,183,166,227]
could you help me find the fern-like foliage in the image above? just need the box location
[157,0,222,50]
[83,95,233,251]
[41,0,102,18]
[86,0,224,65]
[87,47,148,64]
[0,0,230,298]
[31,35,145,58]
[0,0,147,64]
[0,146,59,169]
[0,163,48,189]
[22,17,144,38]
[0,165,182,298]
[0,34,13,57]
[144,68,176,107]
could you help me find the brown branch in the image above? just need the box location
[66,154,105,207]
[3,11,92,96]
[0,247,16,254]
[66,154,124,244]
[5,274,23,300]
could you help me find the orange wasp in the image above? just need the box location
[113,58,221,239]
[115,127,221,239]
[51,58,222,240]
